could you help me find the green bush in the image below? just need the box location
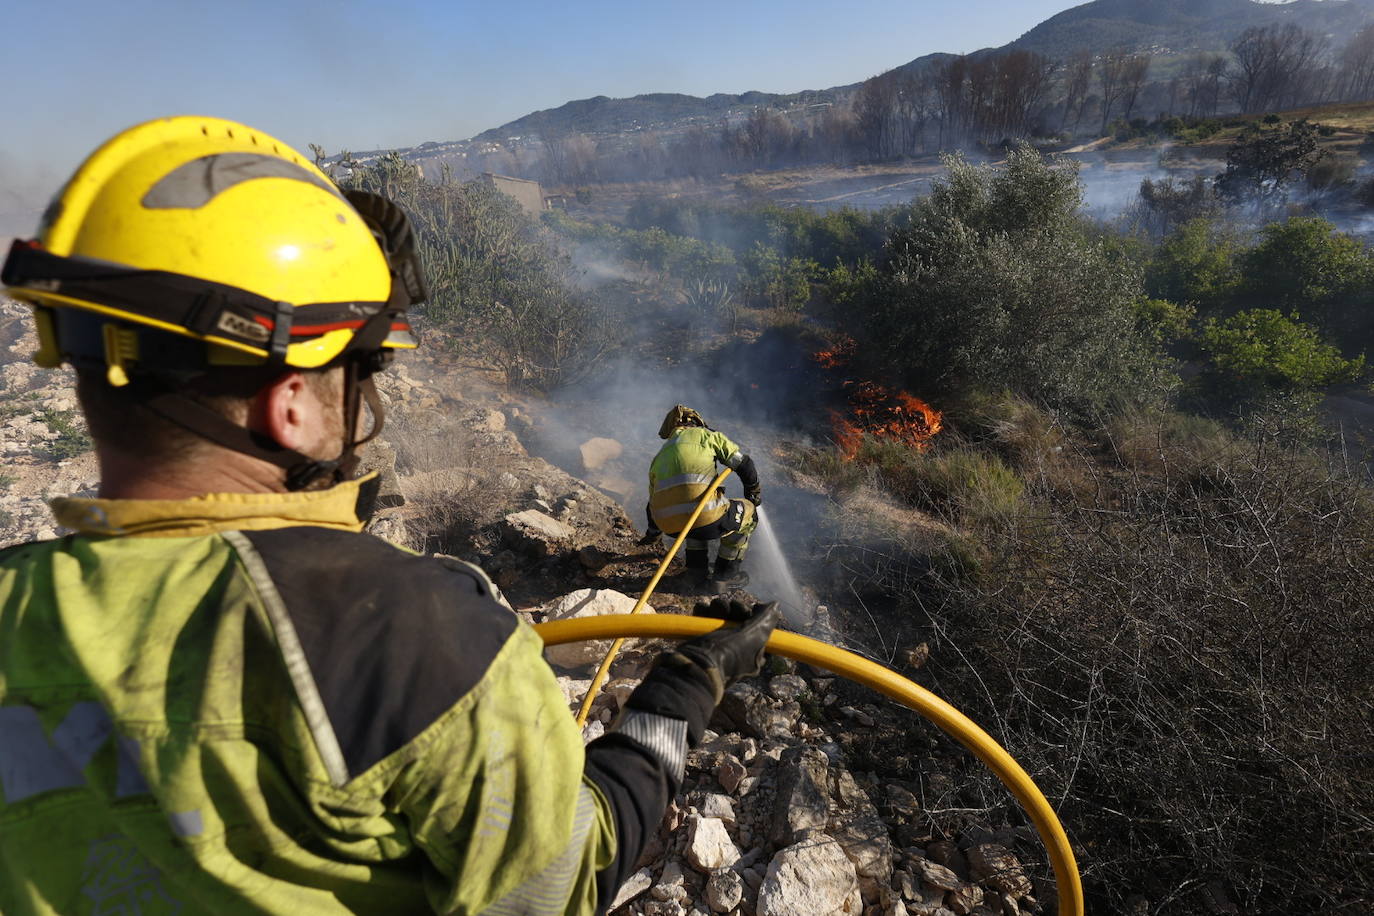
[1238,218,1373,348]
[1135,297,1196,344]
[1144,218,1241,313]
[1200,309,1365,391]
[37,409,92,461]
[846,145,1171,414]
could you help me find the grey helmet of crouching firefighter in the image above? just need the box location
[645,404,762,591]
[0,115,427,493]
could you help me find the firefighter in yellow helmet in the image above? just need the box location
[0,117,779,915]
[641,405,763,592]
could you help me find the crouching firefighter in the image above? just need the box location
[640,405,762,592]
[0,116,781,916]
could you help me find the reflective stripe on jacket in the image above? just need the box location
[0,478,622,915]
[648,428,744,534]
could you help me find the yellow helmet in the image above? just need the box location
[1,115,424,383]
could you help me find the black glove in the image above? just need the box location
[638,528,663,546]
[745,484,762,507]
[685,599,780,695]
[624,600,781,746]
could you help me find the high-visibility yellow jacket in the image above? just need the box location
[0,478,667,915]
[647,428,748,534]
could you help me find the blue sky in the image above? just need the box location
[2,0,1078,232]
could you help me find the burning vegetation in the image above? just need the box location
[814,339,943,458]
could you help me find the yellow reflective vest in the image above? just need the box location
[648,427,745,534]
[0,478,623,915]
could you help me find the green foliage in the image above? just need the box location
[1144,218,1241,312]
[546,210,737,285]
[847,145,1171,413]
[1135,297,1196,343]
[625,197,910,269]
[37,409,92,461]
[1200,309,1365,390]
[740,243,816,311]
[683,278,736,328]
[821,259,879,312]
[1238,218,1373,346]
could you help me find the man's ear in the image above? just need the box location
[252,371,314,451]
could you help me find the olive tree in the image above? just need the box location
[851,145,1171,414]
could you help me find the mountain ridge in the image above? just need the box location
[379,0,1374,160]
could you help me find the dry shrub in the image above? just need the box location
[928,434,1374,914]
[965,393,1067,470]
[857,439,1025,530]
[800,407,1374,912]
[385,410,509,556]
[1104,408,1236,475]
[399,468,493,555]
[791,434,1026,529]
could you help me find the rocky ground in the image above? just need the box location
[0,296,1053,916]
[0,298,99,542]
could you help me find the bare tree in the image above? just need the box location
[1230,26,1278,112]
[855,73,900,159]
[1230,24,1326,113]
[1164,76,1182,117]
[1062,50,1094,132]
[1098,49,1132,133]
[1118,53,1152,123]
[933,55,970,149]
[816,103,859,163]
[989,50,1058,139]
[1203,55,1227,117]
[729,108,794,167]
[1339,23,1374,101]
[1181,54,1226,118]
[888,72,935,155]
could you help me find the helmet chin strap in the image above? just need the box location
[140,363,387,492]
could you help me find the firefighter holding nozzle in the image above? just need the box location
[640,405,763,592]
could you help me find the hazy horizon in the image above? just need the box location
[0,0,1091,237]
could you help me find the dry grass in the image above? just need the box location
[793,405,1374,913]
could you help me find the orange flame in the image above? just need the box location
[812,337,857,370]
[814,339,942,459]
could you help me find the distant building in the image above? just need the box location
[475,172,545,217]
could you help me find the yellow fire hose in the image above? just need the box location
[539,467,1084,916]
[537,615,1084,916]
[572,467,734,727]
